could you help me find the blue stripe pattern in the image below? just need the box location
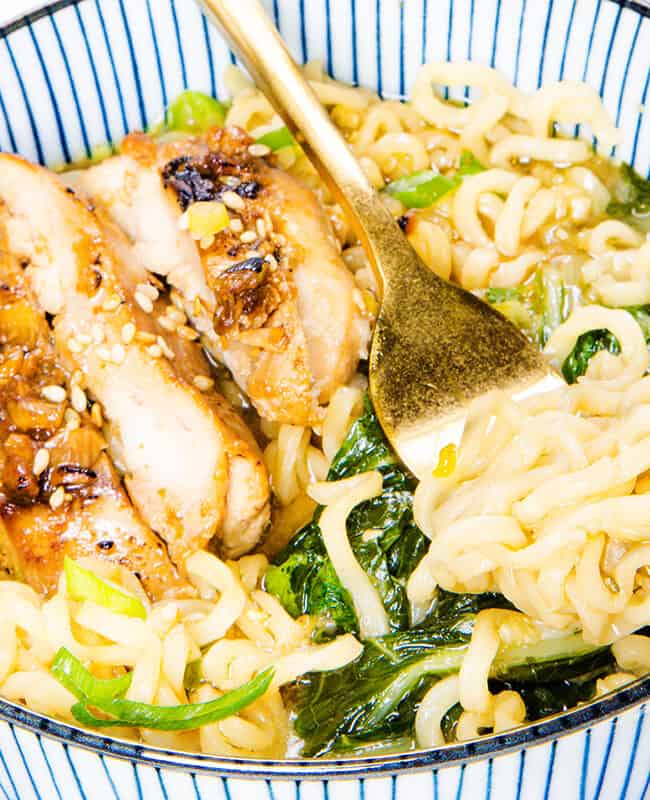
[0,0,648,798]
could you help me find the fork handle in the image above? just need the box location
[198,0,407,293]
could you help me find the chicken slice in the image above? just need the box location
[0,154,267,563]
[98,211,270,557]
[1,456,192,598]
[78,129,369,424]
[0,248,190,599]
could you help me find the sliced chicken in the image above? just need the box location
[0,154,268,563]
[99,211,270,557]
[0,248,190,598]
[1,456,192,598]
[78,128,369,424]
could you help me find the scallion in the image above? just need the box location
[165,91,226,134]
[385,149,484,209]
[256,126,296,152]
[64,557,147,620]
[51,648,274,731]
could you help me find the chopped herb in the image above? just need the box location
[165,91,226,134]
[256,126,296,152]
[51,648,273,731]
[385,150,484,209]
[607,163,650,233]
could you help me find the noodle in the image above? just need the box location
[1,54,649,757]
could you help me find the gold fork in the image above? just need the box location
[199,0,559,478]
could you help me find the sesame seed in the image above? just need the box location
[170,290,184,310]
[148,344,162,358]
[136,331,157,344]
[157,315,178,332]
[200,235,215,250]
[256,218,267,238]
[240,230,257,244]
[64,408,81,430]
[229,218,243,233]
[264,253,278,269]
[71,385,87,413]
[222,191,245,211]
[91,403,103,427]
[49,487,65,510]
[219,175,241,187]
[111,344,125,364]
[42,385,66,403]
[121,322,136,344]
[33,448,50,477]
[71,370,83,386]
[245,249,261,259]
[135,291,154,313]
[157,336,175,360]
[97,346,111,362]
[177,325,199,341]
[136,282,159,301]
[193,315,212,333]
[102,293,122,312]
[248,143,271,157]
[167,307,187,325]
[68,337,83,354]
[193,375,214,392]
[92,324,105,344]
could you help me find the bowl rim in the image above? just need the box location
[1,0,650,780]
[0,676,648,778]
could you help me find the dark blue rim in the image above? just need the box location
[0,0,649,779]
[0,676,647,778]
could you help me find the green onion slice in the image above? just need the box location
[256,126,296,151]
[64,556,147,619]
[51,648,274,731]
[165,91,226,134]
[51,646,133,703]
[385,149,484,209]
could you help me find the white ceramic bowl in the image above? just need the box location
[0,1,649,797]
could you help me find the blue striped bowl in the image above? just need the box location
[0,1,649,797]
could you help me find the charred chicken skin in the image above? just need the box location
[78,128,368,425]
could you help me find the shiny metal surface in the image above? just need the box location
[198,0,559,477]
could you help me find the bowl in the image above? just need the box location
[0,0,649,797]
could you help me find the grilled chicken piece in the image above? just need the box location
[99,212,270,557]
[1,456,192,598]
[78,129,368,424]
[0,154,268,563]
[0,249,190,598]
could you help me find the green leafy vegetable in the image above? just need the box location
[183,659,204,692]
[64,556,147,619]
[165,91,226,134]
[285,626,611,756]
[51,648,273,731]
[484,266,568,347]
[265,397,429,638]
[560,305,650,384]
[256,126,296,151]
[562,329,620,384]
[385,150,484,208]
[607,163,650,233]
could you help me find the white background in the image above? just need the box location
[1,0,47,26]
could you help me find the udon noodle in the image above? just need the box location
[1,58,649,755]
